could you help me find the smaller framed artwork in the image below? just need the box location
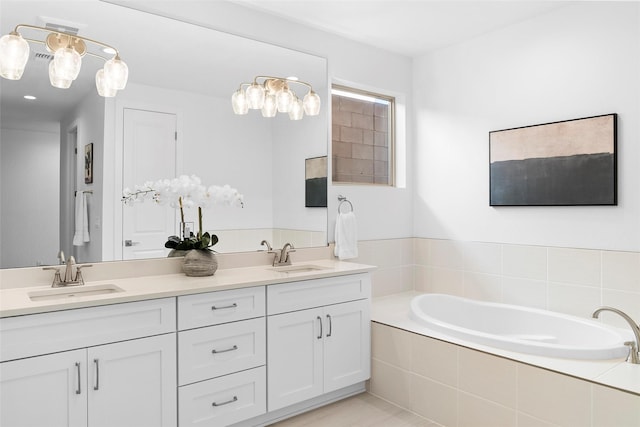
[84,143,93,184]
[305,156,328,208]
[489,114,617,206]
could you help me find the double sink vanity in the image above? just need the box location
[0,259,374,427]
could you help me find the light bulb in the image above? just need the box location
[261,94,277,117]
[95,69,117,97]
[288,97,304,120]
[103,56,128,90]
[246,82,265,109]
[276,87,294,113]
[53,47,82,81]
[231,89,248,115]
[48,61,72,89]
[0,32,30,80]
[303,90,321,116]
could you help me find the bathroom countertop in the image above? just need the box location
[372,292,640,396]
[0,259,375,318]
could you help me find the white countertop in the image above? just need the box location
[0,259,375,318]
[372,292,640,396]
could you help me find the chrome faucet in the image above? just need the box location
[278,243,296,266]
[592,307,640,364]
[261,240,281,266]
[43,255,92,288]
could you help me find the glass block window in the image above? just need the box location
[331,85,395,185]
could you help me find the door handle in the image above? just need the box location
[93,359,100,391]
[75,362,81,395]
[124,240,140,247]
[326,314,332,337]
[317,316,323,339]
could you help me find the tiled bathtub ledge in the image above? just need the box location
[372,292,640,396]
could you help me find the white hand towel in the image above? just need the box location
[334,211,358,260]
[72,192,90,246]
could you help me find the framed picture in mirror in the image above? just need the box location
[85,143,93,184]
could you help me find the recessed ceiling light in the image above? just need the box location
[24,95,36,100]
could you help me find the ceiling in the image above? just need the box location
[235,0,571,57]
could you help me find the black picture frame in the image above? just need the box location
[84,143,94,184]
[489,114,617,206]
[305,156,327,208]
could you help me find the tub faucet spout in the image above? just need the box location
[592,307,640,364]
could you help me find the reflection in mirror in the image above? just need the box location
[0,0,328,269]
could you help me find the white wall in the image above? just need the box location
[0,124,60,267]
[413,2,640,252]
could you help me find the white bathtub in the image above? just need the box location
[409,294,630,360]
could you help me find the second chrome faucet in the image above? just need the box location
[261,240,296,266]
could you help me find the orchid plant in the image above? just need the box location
[122,175,244,251]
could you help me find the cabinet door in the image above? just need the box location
[88,333,177,427]
[0,349,87,427]
[267,308,323,411]
[323,299,371,393]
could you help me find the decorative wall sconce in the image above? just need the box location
[231,76,321,120]
[0,24,128,97]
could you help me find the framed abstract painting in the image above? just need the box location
[489,114,617,206]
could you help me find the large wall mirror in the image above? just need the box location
[0,0,328,269]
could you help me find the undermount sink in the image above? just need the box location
[28,284,125,302]
[268,264,330,273]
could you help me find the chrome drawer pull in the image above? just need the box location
[211,303,238,310]
[326,314,332,337]
[212,396,238,407]
[93,359,100,391]
[75,362,81,395]
[212,345,238,354]
[317,316,322,339]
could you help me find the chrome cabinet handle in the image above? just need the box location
[93,359,100,391]
[212,345,238,354]
[212,396,238,407]
[317,316,322,339]
[211,303,238,310]
[75,362,81,395]
[326,314,332,337]
[124,240,140,247]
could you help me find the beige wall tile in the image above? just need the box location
[414,238,429,266]
[461,241,502,274]
[371,266,413,297]
[600,289,640,328]
[372,323,412,370]
[414,265,429,292]
[518,364,591,427]
[410,374,457,427]
[426,267,464,296]
[370,359,412,410]
[592,385,640,427]
[463,272,502,302]
[458,392,517,427]
[548,247,601,287]
[411,335,458,387]
[428,239,465,269]
[502,244,547,280]
[517,413,561,427]
[502,277,547,309]
[458,348,517,408]
[548,282,601,318]
[602,250,640,292]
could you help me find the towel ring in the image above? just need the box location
[337,195,353,214]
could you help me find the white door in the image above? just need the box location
[88,333,177,427]
[323,299,371,393]
[122,108,177,260]
[0,349,87,427]
[267,308,324,411]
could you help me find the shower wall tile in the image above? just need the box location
[602,250,640,292]
[428,239,465,269]
[463,272,502,302]
[460,241,502,274]
[501,277,546,309]
[547,282,601,318]
[502,244,547,280]
[548,247,601,287]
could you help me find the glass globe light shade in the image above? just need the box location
[103,56,128,90]
[0,32,30,80]
[288,97,304,121]
[48,61,72,89]
[231,89,249,115]
[95,69,117,97]
[246,83,265,109]
[261,94,277,117]
[53,47,82,81]
[303,90,321,116]
[276,87,294,113]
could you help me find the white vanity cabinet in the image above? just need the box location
[266,273,371,412]
[0,298,177,427]
[177,286,267,427]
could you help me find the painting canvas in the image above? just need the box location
[489,114,617,206]
[84,143,93,184]
[305,156,327,207]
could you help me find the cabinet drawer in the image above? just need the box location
[178,317,265,385]
[267,273,371,315]
[0,298,176,362]
[178,286,265,330]
[178,366,266,427]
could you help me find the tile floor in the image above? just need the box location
[268,392,438,426]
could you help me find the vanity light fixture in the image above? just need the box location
[0,24,128,97]
[231,76,321,120]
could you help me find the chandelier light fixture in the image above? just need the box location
[0,24,128,97]
[231,76,321,120]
